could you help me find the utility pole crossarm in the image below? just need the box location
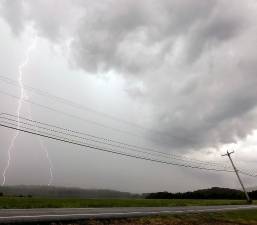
[221,150,234,157]
[222,150,252,204]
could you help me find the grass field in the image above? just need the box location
[0,197,254,209]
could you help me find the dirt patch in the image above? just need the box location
[48,217,245,225]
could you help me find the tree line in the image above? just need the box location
[145,187,257,199]
[1,186,257,200]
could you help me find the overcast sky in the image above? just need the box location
[0,0,257,193]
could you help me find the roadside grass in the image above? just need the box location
[50,209,257,225]
[213,209,257,224]
[136,209,257,225]
[0,197,255,209]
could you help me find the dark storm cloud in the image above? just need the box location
[1,0,257,152]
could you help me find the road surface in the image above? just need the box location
[0,205,257,224]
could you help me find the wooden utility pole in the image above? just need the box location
[222,150,252,204]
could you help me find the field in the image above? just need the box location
[0,196,255,209]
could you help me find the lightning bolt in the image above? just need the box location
[39,138,54,186]
[2,36,54,186]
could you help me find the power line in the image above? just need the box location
[0,120,236,173]
[1,113,172,157]
[0,90,232,168]
[0,116,225,170]
[0,113,230,171]
[0,79,255,181]
[1,75,252,172]
[0,115,174,160]
[1,114,255,177]
[0,113,231,169]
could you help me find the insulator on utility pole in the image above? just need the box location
[222,150,252,204]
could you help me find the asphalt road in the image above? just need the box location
[0,205,257,224]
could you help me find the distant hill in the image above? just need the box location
[1,186,257,200]
[145,187,246,199]
[0,185,139,199]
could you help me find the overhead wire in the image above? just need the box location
[0,112,231,169]
[0,115,223,170]
[0,79,233,168]
[0,119,236,173]
[0,77,255,179]
[0,115,175,160]
[0,91,231,168]
[0,113,255,177]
